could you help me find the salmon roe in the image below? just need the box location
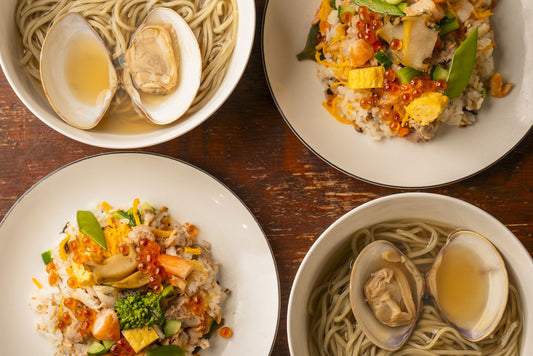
[219,326,233,339]
[110,337,135,356]
[136,238,166,292]
[359,69,448,135]
[355,7,383,50]
[62,298,96,337]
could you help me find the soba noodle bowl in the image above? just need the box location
[308,220,523,355]
[15,0,238,118]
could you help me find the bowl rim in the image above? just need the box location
[0,0,256,149]
[287,192,533,355]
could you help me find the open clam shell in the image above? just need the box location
[426,230,509,342]
[123,7,202,125]
[39,13,118,129]
[349,240,425,350]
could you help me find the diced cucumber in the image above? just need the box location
[163,319,182,337]
[87,341,106,356]
[338,5,356,23]
[396,67,422,84]
[102,340,114,351]
[431,65,448,81]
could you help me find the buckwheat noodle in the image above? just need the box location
[308,220,523,355]
[15,0,238,114]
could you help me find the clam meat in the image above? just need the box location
[123,7,202,125]
[350,240,425,351]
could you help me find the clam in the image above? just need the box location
[350,231,509,350]
[426,230,508,342]
[39,8,202,129]
[122,7,202,125]
[40,13,118,129]
[349,240,425,350]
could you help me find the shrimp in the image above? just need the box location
[92,308,121,341]
[349,39,375,68]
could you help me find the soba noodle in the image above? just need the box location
[308,220,523,355]
[15,0,238,114]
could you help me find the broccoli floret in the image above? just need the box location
[115,285,174,330]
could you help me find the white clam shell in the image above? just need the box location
[123,7,202,125]
[39,13,117,129]
[349,240,425,351]
[426,230,509,342]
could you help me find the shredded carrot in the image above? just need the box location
[101,201,114,213]
[32,277,43,289]
[398,126,410,138]
[59,234,71,261]
[446,0,459,20]
[190,260,206,276]
[132,198,141,226]
[153,229,174,238]
[479,42,495,53]
[472,7,493,20]
[184,247,202,255]
[322,101,353,125]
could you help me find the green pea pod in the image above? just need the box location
[444,27,478,99]
[77,210,107,250]
[297,23,320,61]
[352,0,405,16]
[146,345,185,356]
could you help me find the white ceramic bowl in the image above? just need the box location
[0,0,255,148]
[288,192,533,354]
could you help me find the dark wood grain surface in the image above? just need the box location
[0,1,532,354]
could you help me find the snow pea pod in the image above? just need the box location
[77,210,107,250]
[146,345,185,356]
[444,27,478,99]
[297,23,320,61]
[352,0,405,16]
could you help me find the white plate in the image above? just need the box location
[0,152,279,355]
[262,0,533,188]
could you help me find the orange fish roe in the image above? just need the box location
[359,69,447,135]
[219,326,233,338]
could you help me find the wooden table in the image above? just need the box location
[0,1,532,354]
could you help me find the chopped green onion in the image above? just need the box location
[396,67,422,84]
[439,12,460,35]
[41,250,52,265]
[374,51,393,68]
[330,0,337,9]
